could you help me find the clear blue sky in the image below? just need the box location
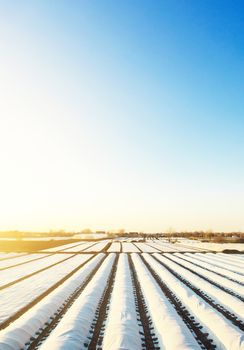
[0,1,243,232]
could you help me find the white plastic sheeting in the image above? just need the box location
[154,254,244,321]
[218,253,244,264]
[148,240,181,252]
[41,242,84,252]
[144,241,165,252]
[194,253,244,276]
[102,254,142,350]
[107,242,121,252]
[0,255,92,324]
[171,244,199,252]
[0,254,70,288]
[0,254,102,350]
[0,253,27,261]
[0,254,47,270]
[39,254,116,350]
[201,253,244,274]
[0,253,18,259]
[132,254,201,350]
[143,253,244,350]
[60,242,96,252]
[146,241,176,252]
[176,241,244,252]
[134,243,160,253]
[184,253,244,284]
[84,241,109,252]
[170,253,244,297]
[212,253,244,268]
[122,243,140,253]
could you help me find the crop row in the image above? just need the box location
[0,251,243,349]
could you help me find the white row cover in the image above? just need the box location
[0,253,47,270]
[39,254,116,350]
[143,253,244,350]
[184,253,244,284]
[102,254,142,349]
[203,253,244,273]
[0,253,27,261]
[41,242,84,252]
[134,243,160,253]
[217,254,244,269]
[0,254,70,288]
[209,253,244,266]
[0,255,92,325]
[218,253,244,264]
[152,240,197,252]
[194,253,244,276]
[170,253,244,297]
[150,241,176,252]
[0,253,18,259]
[122,243,140,253]
[61,242,96,253]
[176,241,244,252]
[84,241,109,252]
[0,254,102,350]
[172,244,200,252]
[107,242,121,252]
[155,254,244,321]
[145,241,165,252]
[132,254,201,350]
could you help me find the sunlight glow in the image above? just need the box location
[0,1,244,232]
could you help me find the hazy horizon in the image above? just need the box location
[1,1,244,232]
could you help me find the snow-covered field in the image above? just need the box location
[0,239,243,349]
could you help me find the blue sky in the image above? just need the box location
[0,1,243,232]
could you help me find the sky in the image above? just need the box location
[0,0,244,232]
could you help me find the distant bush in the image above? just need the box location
[222,249,242,254]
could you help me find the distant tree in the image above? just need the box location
[203,229,214,240]
[107,231,116,238]
[81,228,92,234]
[118,229,125,236]
[166,227,176,235]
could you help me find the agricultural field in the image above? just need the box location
[0,239,243,349]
